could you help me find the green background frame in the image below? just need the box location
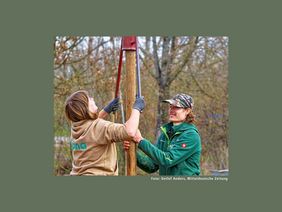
[0,0,281,211]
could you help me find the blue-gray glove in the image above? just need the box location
[103,97,120,114]
[133,96,145,112]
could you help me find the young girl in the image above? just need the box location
[64,90,145,176]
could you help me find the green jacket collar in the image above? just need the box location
[162,122,197,133]
[160,122,198,143]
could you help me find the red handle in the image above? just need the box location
[115,41,123,98]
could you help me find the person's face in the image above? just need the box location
[88,97,98,114]
[168,104,190,124]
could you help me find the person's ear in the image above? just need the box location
[185,108,191,116]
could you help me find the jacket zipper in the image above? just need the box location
[160,127,169,175]
[160,128,183,175]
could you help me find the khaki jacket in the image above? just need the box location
[70,118,131,176]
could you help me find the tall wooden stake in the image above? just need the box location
[125,50,137,176]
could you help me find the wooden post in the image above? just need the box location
[125,50,137,176]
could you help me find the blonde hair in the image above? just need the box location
[65,90,97,122]
[185,110,196,124]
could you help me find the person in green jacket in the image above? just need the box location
[124,93,201,176]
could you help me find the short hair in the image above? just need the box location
[65,90,97,122]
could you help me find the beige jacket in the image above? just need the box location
[70,118,131,176]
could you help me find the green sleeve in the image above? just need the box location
[137,150,159,173]
[138,131,200,168]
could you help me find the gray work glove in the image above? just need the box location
[133,96,145,112]
[103,97,120,114]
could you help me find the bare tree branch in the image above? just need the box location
[167,36,199,85]
[152,37,161,80]
[54,40,109,70]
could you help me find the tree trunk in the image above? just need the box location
[155,85,170,137]
[153,36,172,137]
[125,51,137,176]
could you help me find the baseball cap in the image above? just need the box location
[163,93,193,109]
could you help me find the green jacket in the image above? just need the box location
[137,122,201,176]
